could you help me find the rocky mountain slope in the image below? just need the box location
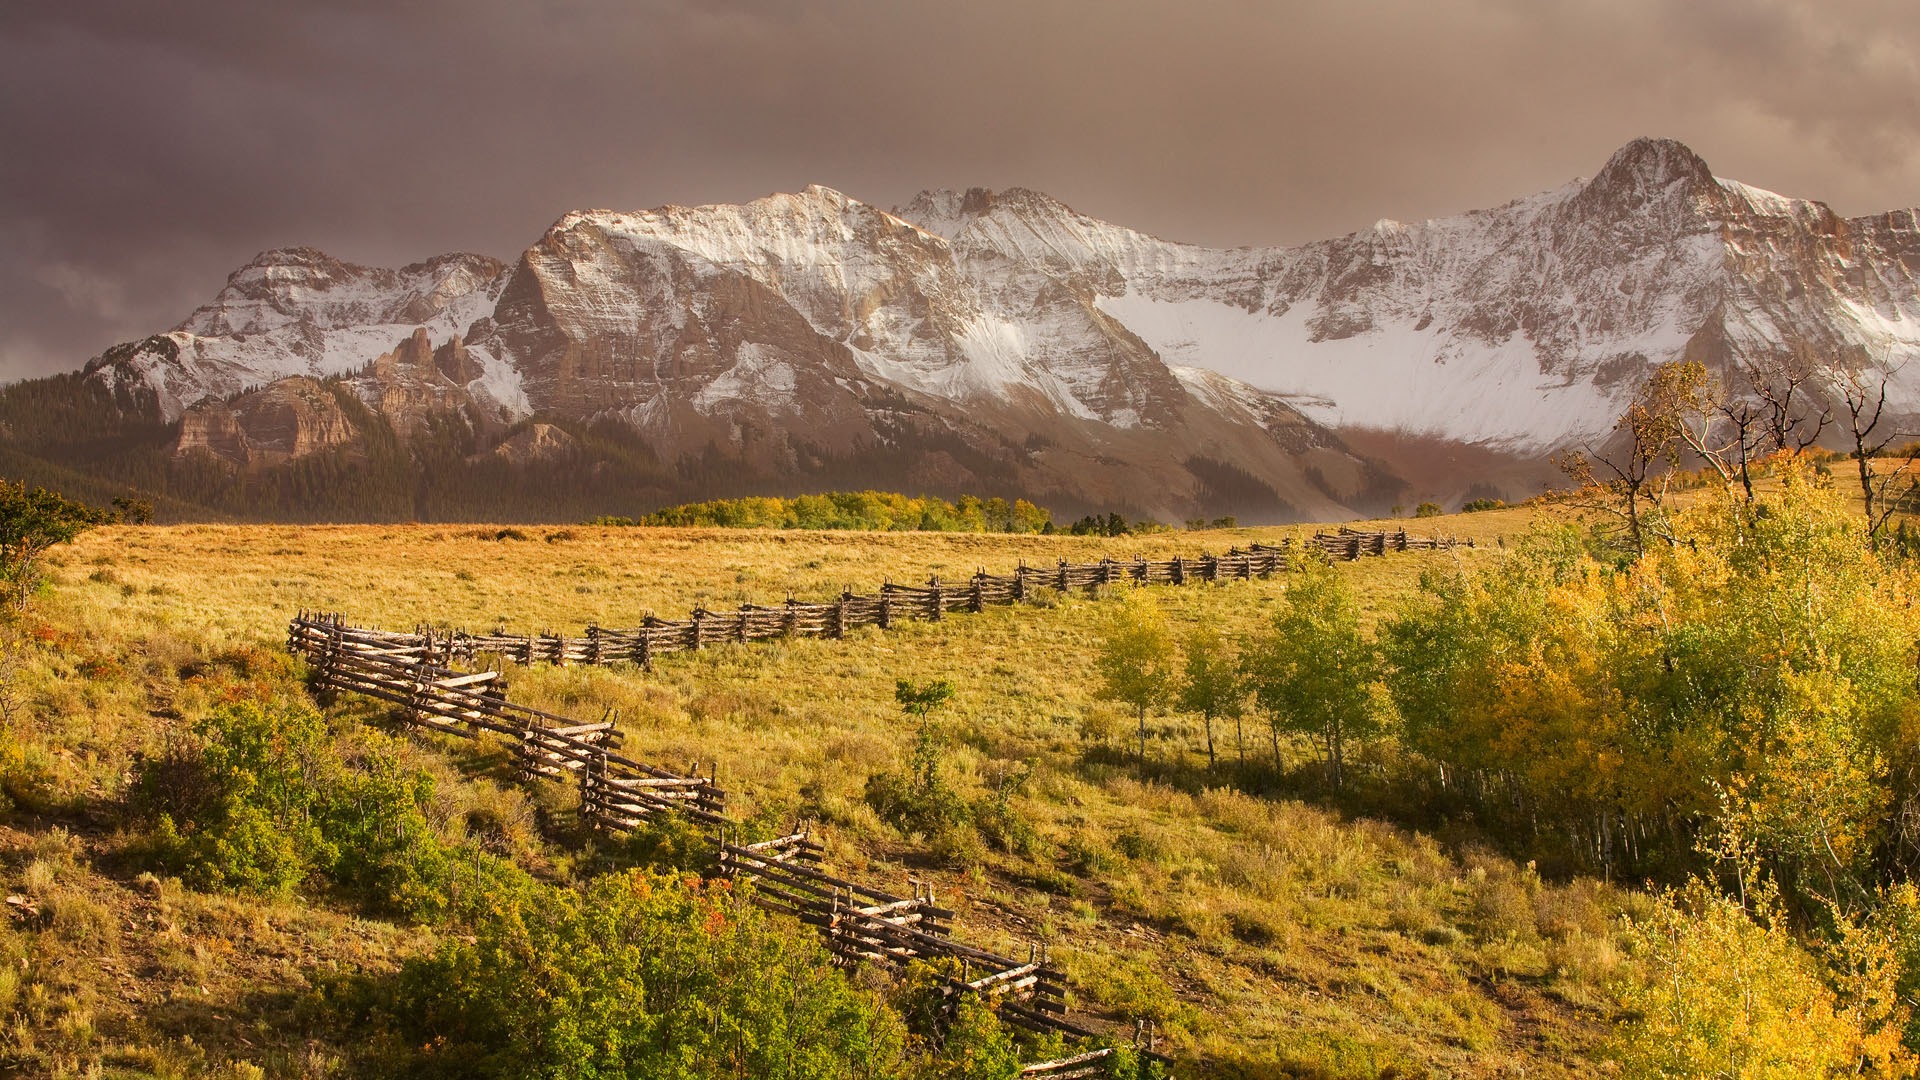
[16,137,1920,521]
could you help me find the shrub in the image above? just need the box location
[134,698,528,919]
[1461,498,1506,513]
[865,722,970,841]
[971,763,1039,857]
[0,480,109,609]
[1414,502,1444,518]
[866,681,972,842]
[138,698,337,895]
[388,871,907,1079]
[611,812,713,874]
[914,996,1020,1080]
[1611,879,1904,1076]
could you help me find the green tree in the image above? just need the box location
[1242,562,1382,787]
[0,479,109,609]
[1176,624,1244,770]
[895,678,955,721]
[1095,591,1176,764]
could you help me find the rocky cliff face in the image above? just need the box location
[171,377,358,468]
[57,137,1920,519]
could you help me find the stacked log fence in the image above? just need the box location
[284,529,1465,1070]
[287,611,1139,1066]
[289,615,727,823]
[425,532,1465,673]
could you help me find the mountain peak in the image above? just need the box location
[1587,137,1717,199]
[233,245,351,275]
[895,186,1082,240]
[895,187,998,239]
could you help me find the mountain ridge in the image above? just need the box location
[13,137,1920,522]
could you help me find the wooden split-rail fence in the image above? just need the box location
[1305,526,1470,562]
[284,530,1464,1068]
[415,531,1466,674]
[286,612,1150,1066]
[289,615,727,823]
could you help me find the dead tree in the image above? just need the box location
[1751,351,1833,462]
[1558,367,1689,556]
[1837,368,1920,540]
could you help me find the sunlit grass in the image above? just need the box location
[2,503,1646,1078]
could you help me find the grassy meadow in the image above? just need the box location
[1,503,1645,1078]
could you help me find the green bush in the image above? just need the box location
[611,811,714,874]
[1414,502,1444,518]
[388,871,907,1079]
[866,682,973,842]
[970,764,1039,857]
[1461,498,1506,513]
[864,721,971,842]
[0,480,109,609]
[134,697,529,919]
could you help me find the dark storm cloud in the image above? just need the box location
[2,0,1916,380]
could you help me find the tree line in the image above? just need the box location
[597,491,1054,533]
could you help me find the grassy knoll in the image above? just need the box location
[2,506,1640,1078]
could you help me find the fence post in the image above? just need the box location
[928,577,943,621]
[408,655,433,729]
[690,608,705,651]
[832,594,847,639]
[324,615,343,688]
[1172,556,1185,586]
[587,624,602,665]
[1013,563,1028,602]
[1056,560,1069,592]
[971,572,985,613]
[580,750,601,831]
[879,584,893,630]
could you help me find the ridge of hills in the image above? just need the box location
[5,137,1917,522]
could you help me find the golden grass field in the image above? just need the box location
[3,502,1640,1079]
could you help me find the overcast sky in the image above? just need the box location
[2,0,1915,382]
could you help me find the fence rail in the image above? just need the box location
[284,528,1465,1071]
[290,614,728,823]
[404,531,1465,673]
[287,613,1124,1060]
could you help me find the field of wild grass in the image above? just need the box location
[2,504,1642,1078]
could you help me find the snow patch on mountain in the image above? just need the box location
[1103,293,1627,448]
[693,343,802,413]
[462,344,531,419]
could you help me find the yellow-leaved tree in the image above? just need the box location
[1094,589,1176,764]
[1613,879,1908,1078]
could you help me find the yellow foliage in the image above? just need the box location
[1615,879,1909,1078]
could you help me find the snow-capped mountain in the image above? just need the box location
[40,137,1920,521]
[898,139,1920,450]
[88,248,509,420]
